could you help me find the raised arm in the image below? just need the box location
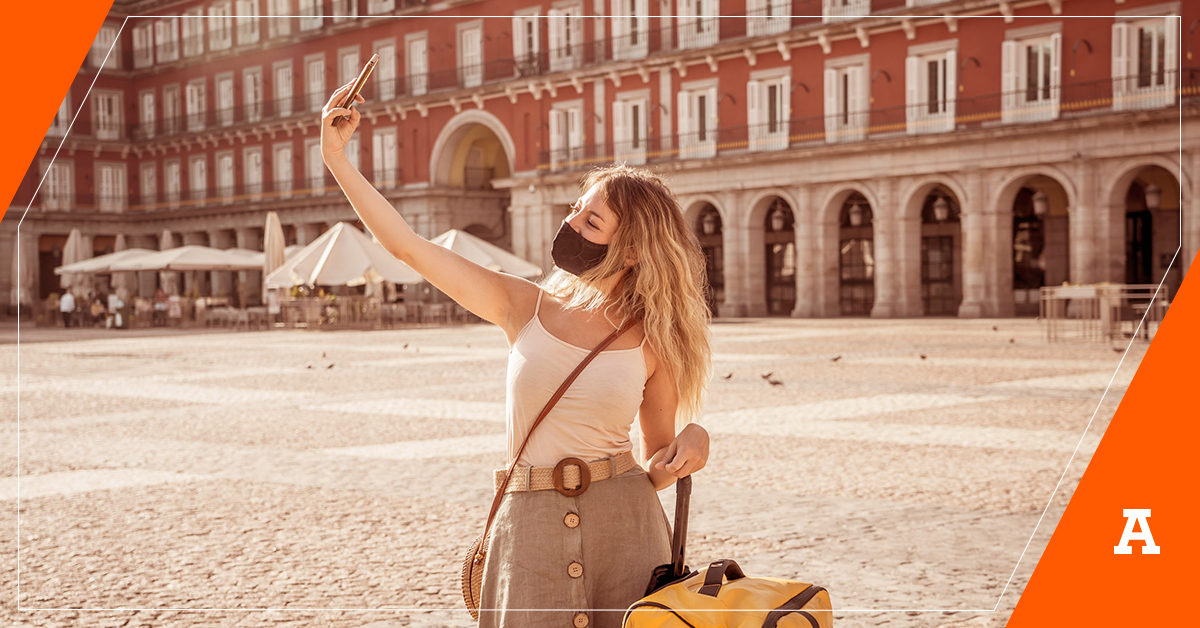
[319,82,537,342]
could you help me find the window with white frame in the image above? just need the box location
[244,147,263,197]
[273,143,293,195]
[368,0,395,14]
[139,90,156,139]
[375,41,397,101]
[163,85,180,134]
[824,56,868,143]
[305,139,324,192]
[268,0,291,38]
[548,3,583,72]
[407,34,428,96]
[217,74,235,126]
[96,163,127,211]
[93,92,122,140]
[90,24,119,69]
[823,0,870,23]
[243,67,263,123]
[550,101,584,168]
[339,48,361,85]
[748,69,790,151]
[273,61,293,117]
[165,160,182,204]
[678,79,717,158]
[299,0,323,31]
[306,55,325,112]
[133,23,154,69]
[678,0,719,49]
[613,92,649,164]
[187,79,206,132]
[458,23,483,88]
[611,0,649,61]
[1113,14,1179,111]
[372,127,398,188]
[183,9,204,57]
[155,18,180,63]
[1001,26,1060,123]
[333,0,356,23]
[48,92,71,137]
[140,162,157,206]
[189,155,208,201]
[42,161,73,210]
[236,0,260,45]
[209,2,234,51]
[906,41,956,134]
[216,152,235,201]
[747,0,790,37]
[513,11,541,77]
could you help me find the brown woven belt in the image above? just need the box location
[493,450,638,497]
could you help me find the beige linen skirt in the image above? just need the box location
[478,465,672,628]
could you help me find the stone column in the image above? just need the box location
[958,171,988,318]
[236,227,262,306]
[1183,150,1200,280]
[130,234,158,297]
[717,191,747,318]
[1069,162,1101,286]
[182,231,208,296]
[791,185,816,318]
[870,180,900,318]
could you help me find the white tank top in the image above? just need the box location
[505,289,648,467]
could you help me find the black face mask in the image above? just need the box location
[551,221,609,277]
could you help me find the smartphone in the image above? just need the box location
[331,53,379,126]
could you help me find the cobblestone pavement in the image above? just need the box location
[1,318,1146,628]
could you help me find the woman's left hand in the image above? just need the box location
[654,423,710,478]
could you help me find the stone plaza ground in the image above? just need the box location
[1,317,1146,628]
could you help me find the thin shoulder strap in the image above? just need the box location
[479,316,637,540]
[534,289,543,316]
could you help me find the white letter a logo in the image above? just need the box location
[1114,509,1160,555]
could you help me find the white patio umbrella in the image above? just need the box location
[59,228,91,296]
[263,222,423,288]
[54,248,155,275]
[430,229,542,279]
[110,245,267,272]
[9,232,35,308]
[263,211,286,279]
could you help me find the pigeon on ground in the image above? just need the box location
[919,354,927,360]
[1009,338,1015,344]
[722,373,733,380]
[403,343,409,349]
[760,372,773,380]
[322,351,326,358]
[326,363,335,369]
[1112,347,1122,353]
[992,326,998,331]
[306,364,313,369]
[831,355,842,362]
[767,377,784,387]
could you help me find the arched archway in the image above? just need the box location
[838,192,875,316]
[1009,175,1071,316]
[687,201,725,316]
[762,198,796,316]
[1105,163,1183,299]
[918,186,962,316]
[429,110,516,188]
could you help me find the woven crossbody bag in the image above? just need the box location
[461,317,637,620]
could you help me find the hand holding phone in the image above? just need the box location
[331,53,379,127]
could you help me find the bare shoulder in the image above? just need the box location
[501,279,545,346]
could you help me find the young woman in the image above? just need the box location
[321,83,713,628]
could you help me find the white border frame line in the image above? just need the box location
[18,12,1190,614]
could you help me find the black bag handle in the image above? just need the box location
[697,559,746,597]
[670,474,691,579]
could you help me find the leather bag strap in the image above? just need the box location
[478,314,638,542]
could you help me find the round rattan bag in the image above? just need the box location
[461,532,489,620]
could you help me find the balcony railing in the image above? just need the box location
[536,69,1199,172]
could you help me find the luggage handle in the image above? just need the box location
[697,559,746,597]
[669,475,691,579]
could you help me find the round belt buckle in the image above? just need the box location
[552,457,591,497]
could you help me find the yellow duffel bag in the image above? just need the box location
[622,558,833,628]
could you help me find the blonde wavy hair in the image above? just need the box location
[540,163,713,430]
